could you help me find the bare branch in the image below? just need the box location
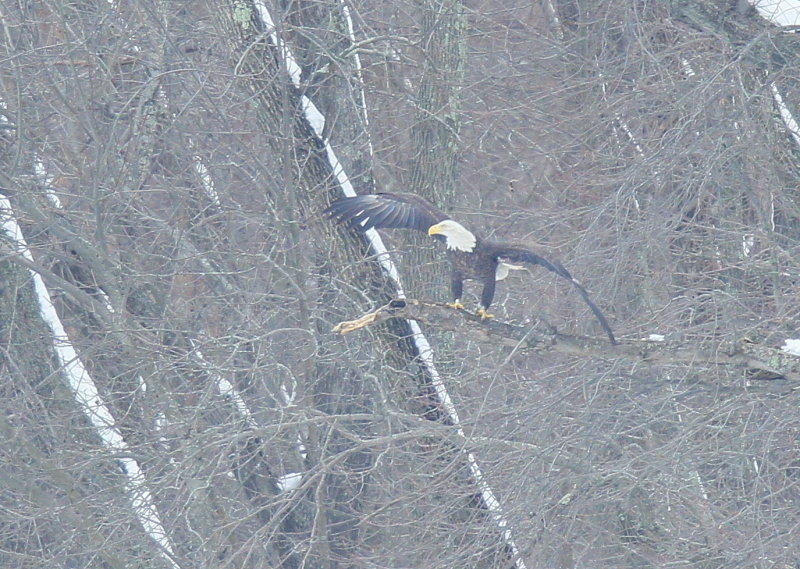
[335,299,800,381]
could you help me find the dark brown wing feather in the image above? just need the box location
[492,244,617,344]
[324,193,449,232]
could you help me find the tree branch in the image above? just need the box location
[333,299,800,381]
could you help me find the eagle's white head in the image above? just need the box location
[427,220,477,252]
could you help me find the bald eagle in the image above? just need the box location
[325,193,616,344]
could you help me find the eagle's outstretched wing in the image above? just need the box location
[326,195,616,344]
[324,193,449,232]
[494,245,617,345]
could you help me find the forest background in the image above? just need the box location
[1,1,799,568]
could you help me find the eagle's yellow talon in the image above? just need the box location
[476,307,494,319]
[447,300,465,310]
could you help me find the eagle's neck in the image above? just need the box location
[441,221,477,252]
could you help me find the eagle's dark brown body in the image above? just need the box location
[447,240,501,309]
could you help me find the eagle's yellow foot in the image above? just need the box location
[476,307,494,320]
[447,300,465,310]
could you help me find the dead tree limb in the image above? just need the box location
[333,299,800,382]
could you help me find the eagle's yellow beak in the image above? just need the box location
[427,223,443,236]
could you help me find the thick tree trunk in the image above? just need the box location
[407,0,468,302]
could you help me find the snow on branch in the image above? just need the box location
[245,2,527,567]
[770,82,800,147]
[0,195,180,568]
[750,2,800,146]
